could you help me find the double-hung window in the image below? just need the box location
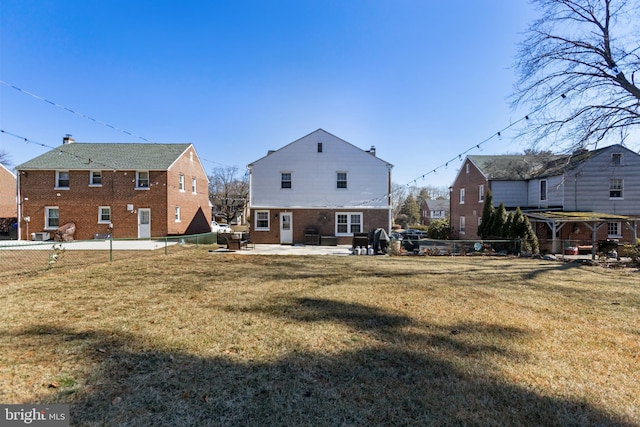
[45,207,59,230]
[478,185,484,203]
[336,212,362,235]
[281,173,292,189]
[459,188,465,204]
[609,179,623,199]
[337,172,348,189]
[98,206,111,224]
[136,171,150,189]
[175,206,181,222]
[178,174,185,191]
[192,177,197,194]
[56,171,69,189]
[459,216,466,234]
[255,211,270,230]
[90,171,102,186]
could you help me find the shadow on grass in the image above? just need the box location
[9,299,634,426]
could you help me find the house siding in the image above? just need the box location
[560,147,640,214]
[249,130,392,244]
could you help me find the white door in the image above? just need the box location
[138,208,151,238]
[280,213,293,244]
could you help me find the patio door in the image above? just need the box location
[138,208,151,238]
[280,213,293,244]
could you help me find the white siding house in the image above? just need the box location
[248,129,393,245]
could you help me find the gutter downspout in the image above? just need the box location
[16,170,22,241]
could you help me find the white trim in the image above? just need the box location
[98,206,111,224]
[136,171,150,189]
[44,206,60,230]
[335,212,362,236]
[255,210,270,231]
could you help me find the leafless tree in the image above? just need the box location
[0,150,11,167]
[512,0,640,151]
[208,166,249,225]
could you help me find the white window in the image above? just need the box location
[610,179,623,199]
[466,163,470,174]
[540,180,547,201]
[479,185,484,202]
[56,171,69,189]
[255,210,270,230]
[192,177,197,194]
[98,206,111,224]
[336,212,362,235]
[337,172,348,189]
[178,174,185,191]
[478,217,482,227]
[281,173,292,189]
[136,171,150,189]
[45,207,59,230]
[459,216,466,234]
[459,188,465,204]
[175,206,181,222]
[608,222,622,238]
[90,171,102,186]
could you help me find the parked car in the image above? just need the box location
[211,221,232,233]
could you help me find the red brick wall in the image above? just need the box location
[166,149,212,235]
[450,160,487,239]
[249,208,390,245]
[0,166,17,218]
[19,160,211,240]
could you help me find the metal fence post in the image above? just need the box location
[109,237,113,263]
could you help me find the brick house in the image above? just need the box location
[0,163,18,239]
[450,145,640,252]
[247,129,393,245]
[16,137,211,240]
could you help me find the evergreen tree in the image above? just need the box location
[399,194,420,226]
[493,203,507,238]
[478,190,494,238]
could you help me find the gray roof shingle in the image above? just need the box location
[16,143,192,170]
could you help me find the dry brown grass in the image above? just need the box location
[1,250,638,426]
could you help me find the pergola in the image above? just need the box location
[524,211,639,259]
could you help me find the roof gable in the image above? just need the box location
[16,143,193,171]
[463,145,637,182]
[248,129,392,168]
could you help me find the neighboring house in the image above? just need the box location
[16,137,211,240]
[420,199,449,226]
[0,163,18,239]
[247,129,393,245]
[450,144,640,252]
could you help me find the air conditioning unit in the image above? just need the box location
[31,232,50,241]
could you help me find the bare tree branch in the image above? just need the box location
[512,0,640,151]
[208,166,248,224]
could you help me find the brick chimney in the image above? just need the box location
[63,134,75,144]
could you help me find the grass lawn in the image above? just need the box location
[1,249,638,426]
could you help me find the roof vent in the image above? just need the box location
[367,146,376,156]
[267,150,276,156]
[63,134,75,144]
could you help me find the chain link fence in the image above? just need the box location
[0,232,217,278]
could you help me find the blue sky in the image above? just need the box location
[1,0,537,188]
